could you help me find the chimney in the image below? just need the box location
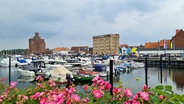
[176,29,180,34]
[35,32,39,37]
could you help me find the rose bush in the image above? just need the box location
[0,76,184,104]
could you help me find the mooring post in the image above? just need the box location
[9,56,11,85]
[110,60,113,96]
[160,55,163,83]
[106,71,109,81]
[145,57,148,86]
[66,73,71,88]
[168,55,171,68]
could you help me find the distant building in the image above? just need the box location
[144,29,184,50]
[29,32,46,55]
[53,47,69,54]
[145,40,171,49]
[93,34,120,55]
[120,44,128,55]
[171,29,184,49]
[70,46,89,53]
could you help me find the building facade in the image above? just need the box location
[70,46,89,54]
[29,32,46,55]
[93,34,120,55]
[145,29,184,50]
[171,29,184,49]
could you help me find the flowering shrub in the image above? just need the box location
[0,76,184,104]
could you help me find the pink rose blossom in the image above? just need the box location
[82,85,88,91]
[140,92,149,101]
[40,97,47,104]
[1,77,6,81]
[92,90,104,99]
[71,94,80,102]
[159,95,165,100]
[125,89,132,98]
[132,100,140,104]
[36,75,44,82]
[10,82,17,89]
[104,82,112,90]
[81,98,89,103]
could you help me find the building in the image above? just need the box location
[145,29,184,50]
[145,40,171,49]
[29,32,46,55]
[171,29,184,49]
[52,47,69,54]
[93,34,120,55]
[70,46,89,54]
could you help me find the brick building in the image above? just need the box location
[144,29,184,49]
[93,34,120,55]
[29,32,46,55]
[171,29,184,49]
[70,46,89,53]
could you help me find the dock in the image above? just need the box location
[130,57,184,68]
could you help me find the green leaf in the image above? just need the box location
[155,85,164,90]
[164,85,172,91]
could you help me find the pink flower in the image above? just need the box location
[113,87,122,94]
[125,89,132,98]
[71,94,80,102]
[133,94,139,100]
[68,87,76,94]
[92,90,104,99]
[40,97,47,104]
[104,82,112,90]
[0,77,6,81]
[159,95,165,100]
[132,100,140,104]
[30,92,41,100]
[48,80,56,87]
[92,76,103,83]
[139,92,149,101]
[81,98,89,103]
[10,82,17,89]
[82,85,88,91]
[36,75,44,82]
[142,84,149,92]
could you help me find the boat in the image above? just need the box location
[0,57,17,67]
[17,68,35,77]
[15,57,29,67]
[65,58,82,70]
[45,59,72,69]
[49,65,73,84]
[73,75,95,82]
[18,60,49,77]
[18,76,35,82]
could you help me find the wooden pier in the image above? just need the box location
[130,57,184,68]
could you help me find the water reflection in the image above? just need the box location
[169,68,184,91]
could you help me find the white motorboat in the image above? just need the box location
[17,68,35,77]
[0,57,17,67]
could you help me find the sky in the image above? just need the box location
[0,0,184,50]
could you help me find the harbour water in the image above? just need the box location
[0,66,184,94]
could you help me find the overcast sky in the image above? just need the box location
[0,0,184,50]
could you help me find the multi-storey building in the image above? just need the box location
[29,32,46,55]
[93,34,120,55]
